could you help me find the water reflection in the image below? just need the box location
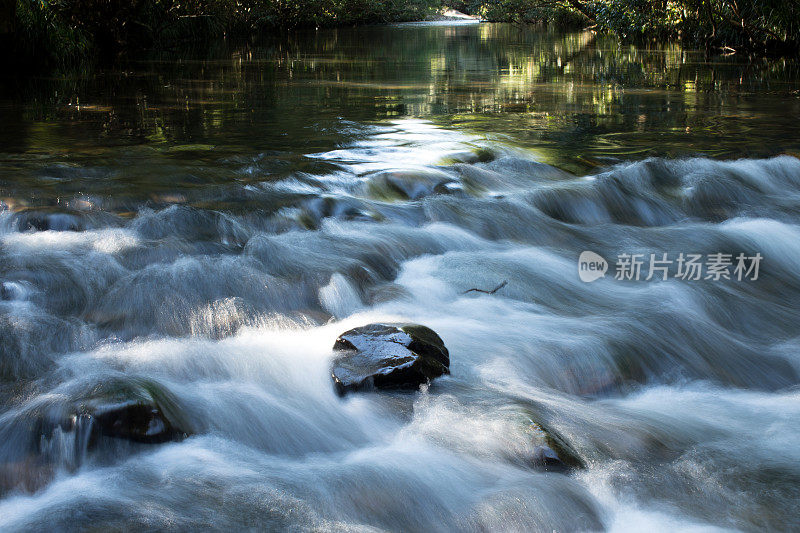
[1,23,800,201]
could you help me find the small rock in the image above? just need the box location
[528,420,585,472]
[331,323,450,395]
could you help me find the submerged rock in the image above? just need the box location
[527,421,585,472]
[92,402,188,444]
[530,445,570,472]
[11,209,122,233]
[439,148,494,165]
[299,196,375,228]
[331,323,450,395]
[15,210,84,232]
[35,401,189,449]
[363,169,456,201]
[0,401,187,495]
[37,378,192,449]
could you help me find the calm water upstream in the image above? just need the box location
[1,22,800,531]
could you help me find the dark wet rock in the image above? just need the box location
[331,323,450,395]
[0,402,185,495]
[35,401,189,448]
[363,169,456,200]
[92,402,188,444]
[0,381,191,495]
[58,379,190,446]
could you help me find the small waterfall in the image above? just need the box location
[38,415,95,473]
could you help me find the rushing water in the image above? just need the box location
[1,22,800,532]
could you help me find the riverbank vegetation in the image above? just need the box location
[3,0,798,69]
[468,0,799,55]
[5,0,440,67]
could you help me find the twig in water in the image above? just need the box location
[463,280,508,295]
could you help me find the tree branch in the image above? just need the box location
[463,280,508,295]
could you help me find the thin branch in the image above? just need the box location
[712,2,785,44]
[463,280,508,295]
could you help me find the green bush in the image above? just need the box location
[473,0,583,26]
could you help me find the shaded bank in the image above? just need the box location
[5,0,800,71]
[6,0,443,68]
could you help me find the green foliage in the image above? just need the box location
[472,0,584,26]
[587,0,672,37]
[451,0,799,53]
[680,0,800,52]
[12,0,91,66]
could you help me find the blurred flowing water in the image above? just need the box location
[1,23,800,532]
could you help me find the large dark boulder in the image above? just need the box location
[0,388,189,494]
[331,323,450,395]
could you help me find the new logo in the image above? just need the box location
[578,251,607,282]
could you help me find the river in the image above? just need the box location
[0,22,799,532]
